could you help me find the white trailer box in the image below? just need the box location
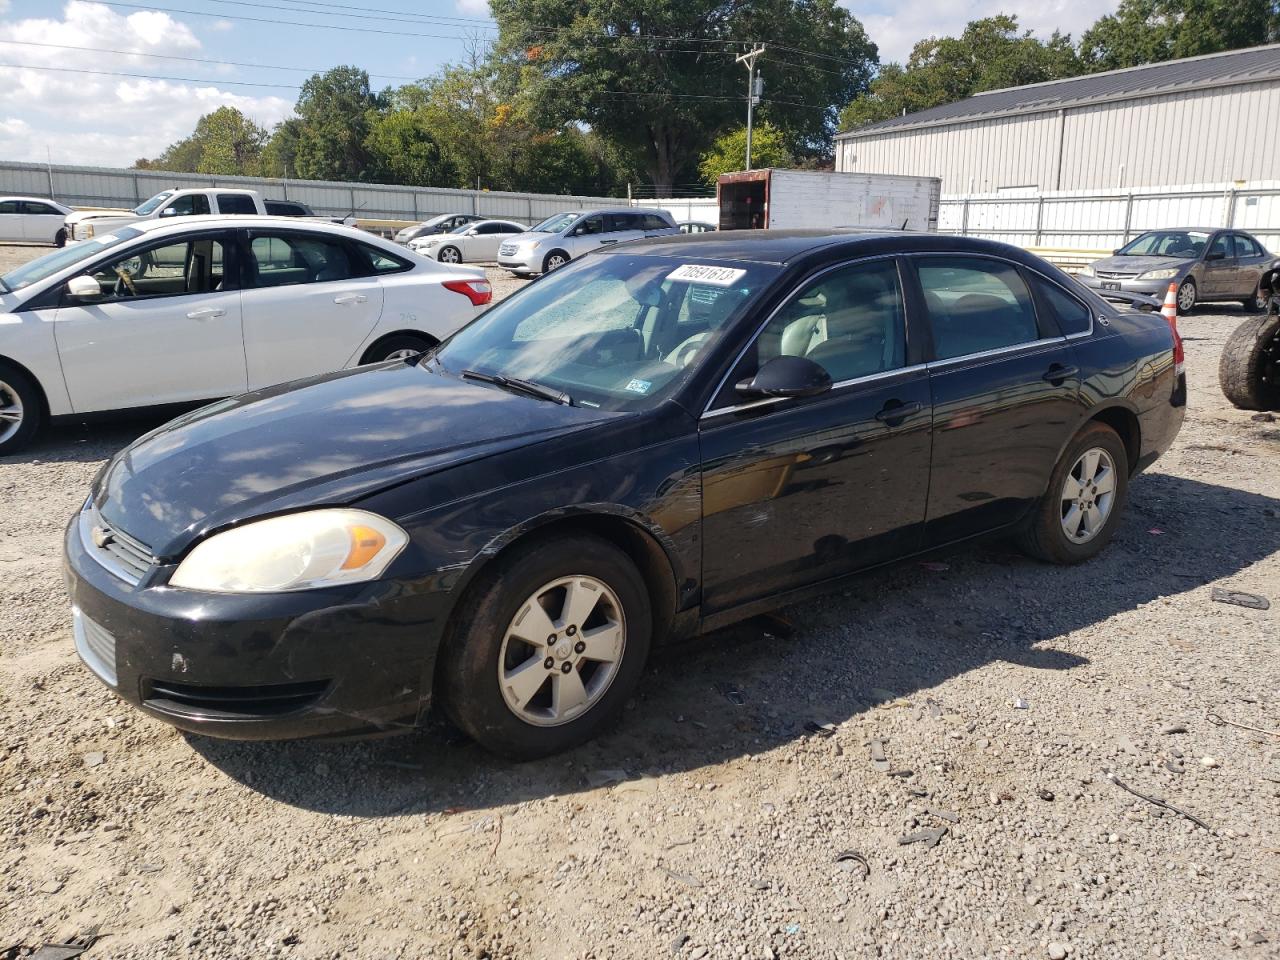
[717,168,941,232]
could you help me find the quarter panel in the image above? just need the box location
[0,308,72,415]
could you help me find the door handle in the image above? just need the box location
[186,307,226,320]
[874,400,923,424]
[599,239,618,245]
[1042,363,1079,384]
[333,293,368,305]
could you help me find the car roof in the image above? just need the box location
[128,214,370,239]
[599,229,1053,266]
[0,195,66,204]
[1133,227,1223,234]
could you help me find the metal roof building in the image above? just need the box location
[835,44,1280,193]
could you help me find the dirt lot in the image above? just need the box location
[1,243,1277,960]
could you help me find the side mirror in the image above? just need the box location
[158,207,179,217]
[66,275,101,300]
[735,355,832,400]
[1205,250,1226,261]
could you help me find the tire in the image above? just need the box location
[1241,281,1268,313]
[0,362,43,456]
[1218,313,1280,411]
[1176,278,1197,314]
[438,534,653,759]
[1016,422,1129,565]
[360,333,435,364]
[542,250,569,273]
[54,228,66,248]
[437,245,462,264]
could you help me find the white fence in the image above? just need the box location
[940,181,1280,252]
[636,197,718,224]
[0,160,621,225]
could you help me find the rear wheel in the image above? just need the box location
[1176,278,1197,314]
[0,362,43,456]
[1016,422,1129,564]
[360,333,435,364]
[437,245,462,264]
[1219,313,1280,411]
[1241,281,1268,313]
[54,228,66,248]
[439,534,652,759]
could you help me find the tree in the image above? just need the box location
[490,0,878,192]
[292,67,387,181]
[1079,0,1280,70]
[698,122,794,184]
[259,119,303,179]
[134,106,268,174]
[363,108,456,187]
[840,16,1081,131]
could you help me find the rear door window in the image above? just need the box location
[21,201,61,216]
[916,257,1045,360]
[1233,234,1262,258]
[248,233,358,287]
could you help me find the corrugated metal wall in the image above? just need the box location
[837,80,1280,193]
[0,160,621,224]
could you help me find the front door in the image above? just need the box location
[240,230,384,388]
[0,200,23,241]
[564,215,607,258]
[699,257,933,614]
[1201,233,1236,298]
[53,231,246,412]
[910,254,1081,545]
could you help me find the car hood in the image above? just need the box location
[503,231,555,245]
[1091,255,1193,275]
[94,362,616,558]
[64,209,134,225]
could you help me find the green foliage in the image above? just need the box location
[134,106,268,175]
[698,123,794,185]
[363,108,456,187]
[292,67,387,182]
[489,0,878,191]
[840,16,1081,131]
[1079,0,1280,70]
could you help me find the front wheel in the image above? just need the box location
[0,363,43,456]
[437,245,462,264]
[1176,278,1197,314]
[542,251,569,273]
[439,534,653,759]
[1016,422,1129,564]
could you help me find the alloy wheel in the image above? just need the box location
[546,254,567,271]
[497,575,625,727]
[439,247,460,264]
[0,379,24,445]
[1177,281,1196,313]
[385,348,420,361]
[1060,447,1117,544]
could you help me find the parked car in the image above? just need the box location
[65,188,268,242]
[62,231,1185,757]
[409,219,528,264]
[394,214,483,245]
[1220,263,1280,411]
[498,207,678,276]
[678,221,717,234]
[0,196,73,246]
[263,199,317,217]
[1078,228,1275,313]
[0,216,492,454]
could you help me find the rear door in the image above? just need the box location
[1201,232,1236,298]
[468,222,511,261]
[911,254,1081,545]
[20,201,66,243]
[0,200,23,241]
[52,230,246,411]
[1232,233,1269,298]
[240,229,384,388]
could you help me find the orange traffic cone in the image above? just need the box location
[1162,282,1184,376]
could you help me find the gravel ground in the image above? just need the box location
[1,242,1277,960]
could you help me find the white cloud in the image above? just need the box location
[455,0,490,16]
[849,0,1121,64]
[209,19,234,32]
[0,1,291,166]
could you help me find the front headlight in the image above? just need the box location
[84,223,94,239]
[169,509,408,593]
[1138,268,1179,280]
[1078,264,1094,277]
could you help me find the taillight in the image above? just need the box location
[1161,282,1184,376]
[442,278,492,306]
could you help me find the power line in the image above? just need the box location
[0,61,301,90]
[258,0,494,25]
[192,0,498,31]
[0,38,423,82]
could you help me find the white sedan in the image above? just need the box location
[0,196,73,246]
[410,219,528,264]
[0,216,491,454]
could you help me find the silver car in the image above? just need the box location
[1078,228,1275,313]
[497,208,678,276]
[394,214,482,245]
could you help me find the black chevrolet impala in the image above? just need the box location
[64,232,1186,758]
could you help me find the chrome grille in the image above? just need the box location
[499,242,517,257]
[73,608,117,687]
[79,504,154,586]
[1094,270,1136,280]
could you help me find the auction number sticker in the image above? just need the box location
[624,378,652,394]
[667,264,747,286]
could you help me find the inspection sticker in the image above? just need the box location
[624,378,652,394]
[667,264,747,286]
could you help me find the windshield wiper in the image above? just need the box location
[461,369,572,405]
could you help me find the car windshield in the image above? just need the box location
[134,191,174,215]
[434,253,777,411]
[0,227,144,292]
[1118,231,1209,258]
[530,212,580,234]
[448,223,472,234]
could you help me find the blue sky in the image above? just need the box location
[0,0,1119,168]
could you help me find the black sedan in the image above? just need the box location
[64,231,1186,758]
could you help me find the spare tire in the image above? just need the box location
[1219,312,1280,411]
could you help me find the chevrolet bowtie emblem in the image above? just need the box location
[91,526,114,549]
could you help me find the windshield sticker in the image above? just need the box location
[624,378,652,395]
[93,234,119,245]
[667,264,747,286]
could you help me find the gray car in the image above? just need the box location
[1078,228,1275,313]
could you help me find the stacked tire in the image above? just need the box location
[1219,267,1280,411]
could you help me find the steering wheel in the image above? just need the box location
[112,265,137,297]
[667,331,713,368]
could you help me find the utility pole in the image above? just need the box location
[736,45,765,170]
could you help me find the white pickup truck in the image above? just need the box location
[65,187,268,242]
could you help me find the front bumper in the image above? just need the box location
[1078,274,1180,300]
[497,247,539,273]
[63,509,448,740]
